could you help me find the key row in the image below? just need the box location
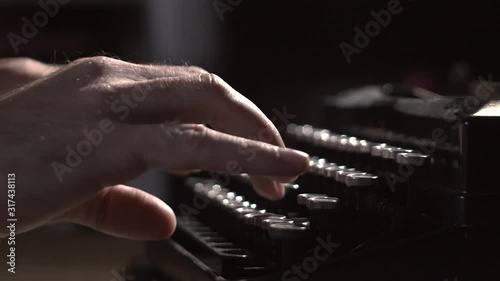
[184,179,325,268]
[287,124,430,174]
[301,154,430,215]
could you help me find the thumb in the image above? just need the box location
[57,185,176,240]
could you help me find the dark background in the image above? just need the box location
[1,0,499,122]
[0,0,498,279]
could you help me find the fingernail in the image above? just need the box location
[280,148,309,174]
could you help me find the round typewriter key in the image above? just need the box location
[305,196,341,239]
[334,169,361,184]
[268,223,308,239]
[233,207,265,219]
[396,152,430,166]
[297,193,327,206]
[336,135,350,164]
[301,125,314,141]
[283,217,310,229]
[284,184,300,212]
[345,173,378,187]
[334,169,361,206]
[345,173,378,215]
[193,182,207,193]
[325,134,340,161]
[299,157,318,191]
[355,140,374,171]
[207,186,228,199]
[268,223,309,268]
[307,157,318,168]
[314,129,332,147]
[300,125,315,153]
[244,213,286,250]
[369,143,388,174]
[289,217,309,223]
[292,125,306,152]
[236,201,254,209]
[326,134,340,149]
[246,213,286,227]
[262,218,294,230]
[284,183,300,196]
[254,215,287,234]
[380,147,413,197]
[311,161,328,193]
[345,137,359,167]
[299,220,310,229]
[260,218,294,256]
[381,147,413,160]
[310,159,327,174]
[306,196,339,210]
[312,129,331,156]
[323,164,347,197]
[297,193,327,217]
[346,137,359,153]
[382,147,413,174]
[287,123,297,136]
[396,152,430,210]
[211,184,223,193]
[292,125,303,144]
[322,163,340,177]
[270,183,300,214]
[225,192,236,200]
[369,144,393,197]
[222,199,245,209]
[316,158,328,166]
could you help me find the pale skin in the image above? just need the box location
[0,57,309,240]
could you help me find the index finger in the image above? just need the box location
[111,74,304,198]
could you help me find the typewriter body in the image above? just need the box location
[145,85,500,281]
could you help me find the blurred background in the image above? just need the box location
[0,0,498,280]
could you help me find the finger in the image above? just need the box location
[111,75,284,146]
[66,57,207,83]
[108,75,299,197]
[250,176,285,200]
[0,58,60,93]
[57,185,176,240]
[140,123,307,176]
[142,64,209,79]
[95,123,308,199]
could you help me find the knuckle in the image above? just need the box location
[203,73,231,98]
[179,124,210,147]
[70,56,114,76]
[176,125,212,167]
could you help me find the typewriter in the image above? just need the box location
[144,84,500,281]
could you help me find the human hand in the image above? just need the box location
[0,57,60,94]
[0,56,309,240]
